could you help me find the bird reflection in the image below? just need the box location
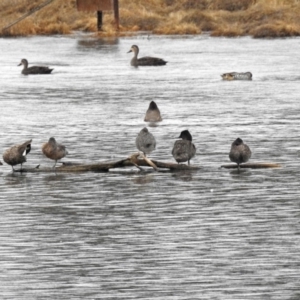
[171,170,194,181]
[131,174,155,185]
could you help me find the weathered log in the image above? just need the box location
[13,153,200,173]
[221,162,282,169]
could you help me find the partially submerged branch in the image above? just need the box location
[221,162,282,169]
[14,153,200,173]
[8,155,281,174]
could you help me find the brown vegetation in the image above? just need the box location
[1,0,300,37]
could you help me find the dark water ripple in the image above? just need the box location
[0,35,300,299]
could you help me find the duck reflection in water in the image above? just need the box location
[132,173,155,185]
[44,174,66,183]
[171,169,194,181]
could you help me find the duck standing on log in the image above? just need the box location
[128,45,167,67]
[229,137,252,170]
[3,139,32,171]
[172,130,196,165]
[42,137,68,168]
[136,127,156,156]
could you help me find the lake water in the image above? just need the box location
[0,33,300,299]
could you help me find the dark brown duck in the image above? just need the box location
[18,58,53,75]
[144,101,162,122]
[172,130,196,165]
[229,137,252,170]
[128,45,167,67]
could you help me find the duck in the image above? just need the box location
[42,137,68,168]
[221,72,252,80]
[229,137,252,170]
[2,139,32,171]
[18,58,53,75]
[127,45,167,67]
[172,130,196,165]
[144,101,162,122]
[136,127,156,156]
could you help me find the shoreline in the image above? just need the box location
[1,0,300,38]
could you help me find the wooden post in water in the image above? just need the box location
[113,0,119,30]
[97,11,103,30]
[76,0,119,32]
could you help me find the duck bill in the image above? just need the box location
[127,49,132,53]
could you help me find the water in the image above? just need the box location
[0,34,300,299]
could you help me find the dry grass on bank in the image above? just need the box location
[1,0,300,37]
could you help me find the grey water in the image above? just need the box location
[0,34,300,299]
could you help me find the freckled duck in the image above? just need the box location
[221,72,252,80]
[172,130,196,165]
[229,137,252,170]
[144,101,162,122]
[2,139,32,171]
[42,137,68,168]
[127,45,167,67]
[18,58,53,75]
[136,127,156,156]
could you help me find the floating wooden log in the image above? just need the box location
[14,153,200,173]
[221,162,282,169]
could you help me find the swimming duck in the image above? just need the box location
[127,45,167,67]
[42,137,68,168]
[2,139,32,171]
[18,58,53,75]
[221,72,252,80]
[229,137,251,170]
[172,130,196,165]
[144,101,162,122]
[136,127,156,156]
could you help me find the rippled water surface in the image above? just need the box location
[1,34,300,299]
